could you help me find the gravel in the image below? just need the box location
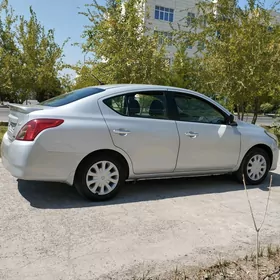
[1,159,280,280]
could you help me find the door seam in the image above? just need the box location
[97,100,136,174]
[174,121,181,171]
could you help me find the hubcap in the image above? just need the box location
[247,155,267,181]
[86,161,119,195]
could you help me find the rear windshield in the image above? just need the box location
[40,87,105,107]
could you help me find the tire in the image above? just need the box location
[235,148,270,185]
[74,154,126,201]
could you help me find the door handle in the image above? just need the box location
[113,129,131,136]
[185,131,199,138]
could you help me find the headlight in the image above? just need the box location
[265,130,278,145]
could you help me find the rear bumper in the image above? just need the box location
[1,132,34,179]
[1,132,79,185]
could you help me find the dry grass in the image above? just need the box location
[0,125,7,156]
[133,245,280,280]
[0,126,7,144]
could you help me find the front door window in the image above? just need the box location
[174,94,226,124]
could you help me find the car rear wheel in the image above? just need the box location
[74,154,125,201]
[235,148,270,185]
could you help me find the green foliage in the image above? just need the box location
[0,0,21,102]
[179,0,280,124]
[260,103,274,114]
[17,7,65,101]
[76,0,170,86]
[169,44,201,90]
[59,73,74,93]
[0,0,67,103]
[72,63,100,90]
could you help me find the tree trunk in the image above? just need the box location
[252,98,259,125]
[241,102,245,121]
[237,105,241,120]
[252,112,258,124]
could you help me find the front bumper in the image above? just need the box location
[271,143,279,171]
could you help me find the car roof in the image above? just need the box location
[85,84,206,100]
[84,84,192,94]
[87,84,172,90]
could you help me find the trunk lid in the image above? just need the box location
[7,103,50,141]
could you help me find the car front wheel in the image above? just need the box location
[235,148,270,185]
[74,154,125,201]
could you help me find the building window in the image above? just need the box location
[154,30,173,46]
[155,6,174,22]
[187,12,195,25]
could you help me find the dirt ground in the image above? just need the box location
[1,159,280,280]
[141,246,280,280]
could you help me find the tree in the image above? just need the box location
[0,0,67,103]
[72,62,101,89]
[17,7,66,102]
[79,0,169,85]
[0,0,22,102]
[179,0,280,124]
[169,43,202,91]
[260,102,274,114]
[59,73,74,93]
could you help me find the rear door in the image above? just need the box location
[98,90,180,174]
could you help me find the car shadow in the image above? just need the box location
[17,171,280,210]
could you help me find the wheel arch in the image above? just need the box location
[74,149,130,181]
[243,144,273,169]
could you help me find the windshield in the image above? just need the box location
[40,87,105,107]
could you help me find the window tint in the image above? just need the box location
[104,92,168,119]
[40,87,105,107]
[104,95,126,115]
[174,94,226,124]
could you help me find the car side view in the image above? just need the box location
[1,84,279,201]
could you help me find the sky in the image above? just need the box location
[9,0,106,67]
[8,0,277,69]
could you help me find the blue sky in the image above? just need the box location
[8,0,276,68]
[9,0,106,67]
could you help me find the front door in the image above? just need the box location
[98,90,180,174]
[172,92,241,172]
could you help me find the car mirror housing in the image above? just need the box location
[228,114,238,126]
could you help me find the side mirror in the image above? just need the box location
[228,114,238,126]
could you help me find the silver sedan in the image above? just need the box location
[1,84,279,201]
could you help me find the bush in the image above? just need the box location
[260,103,274,114]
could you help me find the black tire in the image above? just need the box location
[74,154,126,201]
[235,148,270,185]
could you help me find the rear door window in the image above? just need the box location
[103,91,168,119]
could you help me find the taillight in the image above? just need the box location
[16,119,64,141]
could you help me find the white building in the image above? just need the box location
[142,0,280,64]
[143,0,201,63]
